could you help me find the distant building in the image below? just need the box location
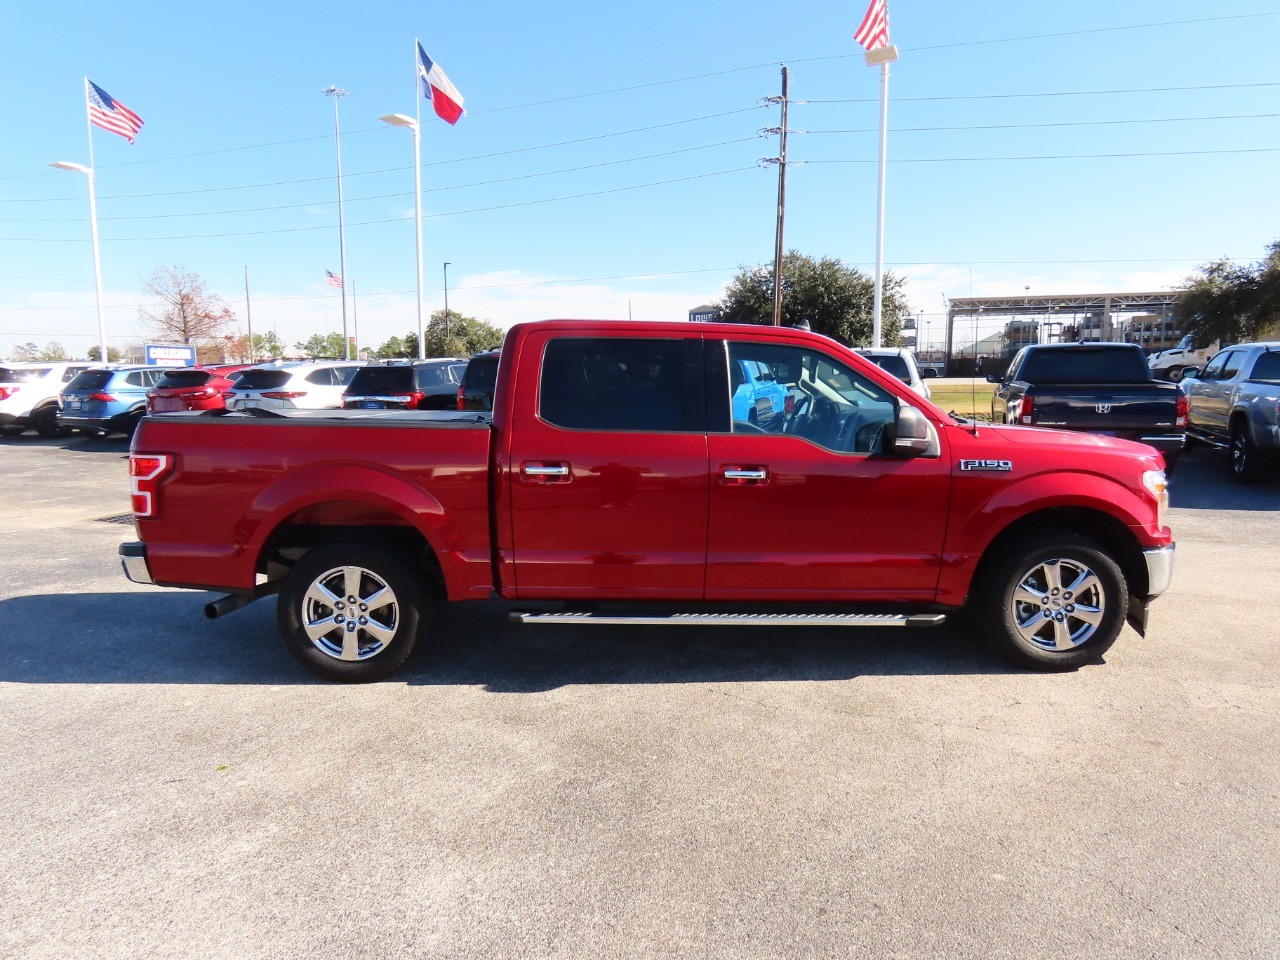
[688,304,720,323]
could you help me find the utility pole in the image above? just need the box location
[442,261,451,349]
[763,66,790,327]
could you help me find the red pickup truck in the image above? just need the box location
[120,320,1175,681]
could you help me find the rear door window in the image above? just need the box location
[539,338,700,433]
[1247,350,1280,382]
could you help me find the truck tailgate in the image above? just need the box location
[1030,382,1181,432]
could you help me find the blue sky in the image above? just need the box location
[2,0,1278,357]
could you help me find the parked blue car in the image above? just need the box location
[730,357,789,428]
[59,366,175,437]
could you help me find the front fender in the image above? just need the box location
[936,469,1166,606]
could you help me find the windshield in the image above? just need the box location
[0,366,51,383]
[234,369,292,390]
[347,367,413,393]
[1019,347,1150,384]
[861,354,912,383]
[155,370,214,389]
[66,370,113,391]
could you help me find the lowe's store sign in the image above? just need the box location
[144,343,197,367]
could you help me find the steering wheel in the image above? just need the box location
[855,421,888,454]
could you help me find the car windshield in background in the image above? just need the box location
[347,367,412,393]
[1020,348,1149,384]
[1247,351,1280,382]
[0,367,52,382]
[234,369,292,390]
[66,370,113,391]
[864,355,911,383]
[155,370,214,389]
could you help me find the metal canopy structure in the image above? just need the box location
[943,290,1179,375]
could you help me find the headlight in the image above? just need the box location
[1142,469,1169,529]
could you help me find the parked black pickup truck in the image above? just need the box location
[988,343,1187,466]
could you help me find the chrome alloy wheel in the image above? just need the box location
[1009,557,1105,652]
[301,565,399,661]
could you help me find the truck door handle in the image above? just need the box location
[521,462,571,481]
[721,467,768,483]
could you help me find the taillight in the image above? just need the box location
[223,391,237,399]
[201,386,218,397]
[260,391,306,400]
[457,385,465,411]
[1020,392,1035,425]
[406,391,426,409]
[0,386,17,401]
[130,454,173,518]
[89,392,116,402]
[1175,389,1189,428]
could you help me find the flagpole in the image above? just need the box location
[414,38,426,360]
[872,60,889,348]
[323,86,351,360]
[351,277,358,358]
[83,78,108,364]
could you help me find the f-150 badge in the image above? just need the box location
[960,459,1013,472]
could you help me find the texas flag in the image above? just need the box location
[417,41,465,125]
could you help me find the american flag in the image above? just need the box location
[324,269,344,289]
[86,80,144,143]
[854,0,891,52]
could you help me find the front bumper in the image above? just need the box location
[119,541,154,585]
[1143,544,1175,599]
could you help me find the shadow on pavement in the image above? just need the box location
[1170,446,1280,510]
[0,591,1018,689]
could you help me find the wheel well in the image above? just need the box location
[970,507,1148,600]
[1228,410,1249,434]
[258,503,445,598]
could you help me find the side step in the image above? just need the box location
[513,612,946,628]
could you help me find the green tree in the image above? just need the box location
[250,331,286,360]
[294,332,347,359]
[717,250,908,346]
[1174,241,1280,346]
[11,342,38,361]
[375,335,409,359]
[34,342,70,360]
[425,311,504,358]
[86,345,126,363]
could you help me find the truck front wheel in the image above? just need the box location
[277,543,428,682]
[978,532,1127,671]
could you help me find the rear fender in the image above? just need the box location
[243,463,459,591]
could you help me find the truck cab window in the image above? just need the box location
[539,337,699,433]
[723,342,897,454]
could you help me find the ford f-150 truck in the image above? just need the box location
[121,321,1175,681]
[988,342,1187,466]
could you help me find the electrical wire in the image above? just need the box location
[798,146,1280,164]
[798,112,1280,136]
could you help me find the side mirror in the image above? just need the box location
[892,405,935,456]
[985,373,1001,384]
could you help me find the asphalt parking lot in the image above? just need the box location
[1,431,1278,959]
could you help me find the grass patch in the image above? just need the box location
[929,382,996,420]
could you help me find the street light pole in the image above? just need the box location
[443,262,451,345]
[50,161,106,362]
[379,113,425,359]
[324,86,351,360]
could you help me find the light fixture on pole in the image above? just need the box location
[443,262,451,344]
[50,161,108,362]
[378,112,425,360]
[324,86,351,360]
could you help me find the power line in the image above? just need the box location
[798,80,1280,105]
[0,167,761,242]
[798,112,1280,136]
[798,146,1280,164]
[0,138,762,224]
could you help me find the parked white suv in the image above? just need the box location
[0,361,96,437]
[225,361,363,411]
[853,348,934,400]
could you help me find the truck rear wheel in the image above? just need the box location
[32,404,71,439]
[277,543,428,682]
[978,531,1127,671]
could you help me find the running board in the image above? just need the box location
[513,612,947,628]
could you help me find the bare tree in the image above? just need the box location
[138,265,236,345]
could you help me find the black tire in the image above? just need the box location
[1165,366,1184,383]
[31,404,71,439]
[976,530,1127,671]
[277,542,429,682]
[1230,422,1265,484]
[0,425,23,437]
[125,409,145,439]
